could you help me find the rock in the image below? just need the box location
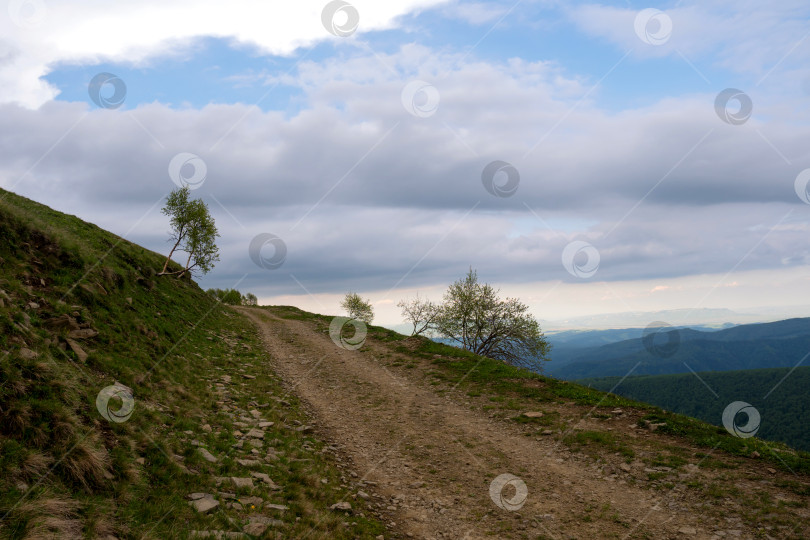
[135,457,145,465]
[231,477,254,489]
[27,301,40,309]
[201,423,212,432]
[250,472,280,489]
[18,348,38,360]
[239,496,263,507]
[265,503,288,511]
[357,491,370,500]
[243,522,267,536]
[258,421,274,428]
[198,448,218,463]
[243,374,256,380]
[245,429,265,439]
[620,463,632,472]
[68,328,99,340]
[541,430,554,435]
[236,458,260,467]
[65,339,88,362]
[126,297,133,305]
[330,502,352,512]
[295,425,314,434]
[189,494,219,514]
[750,451,760,459]
[766,467,777,474]
[522,411,544,418]
[188,493,208,501]
[678,526,697,535]
[249,409,261,419]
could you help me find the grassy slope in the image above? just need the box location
[0,189,385,539]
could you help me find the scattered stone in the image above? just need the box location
[201,424,212,432]
[135,457,145,465]
[46,314,80,331]
[620,463,632,472]
[126,297,133,305]
[188,493,208,501]
[258,421,274,428]
[249,409,261,419]
[265,503,289,511]
[357,491,370,500]
[678,526,697,535]
[245,429,265,439]
[65,338,88,362]
[766,467,777,474]
[243,374,256,380]
[750,451,760,459]
[68,328,99,339]
[541,430,554,435]
[189,494,219,514]
[239,496,263,507]
[18,348,38,360]
[231,477,254,489]
[295,425,314,434]
[243,522,267,536]
[330,502,352,512]
[611,408,624,414]
[250,472,280,489]
[236,458,260,467]
[198,448,218,463]
[522,411,544,418]
[27,301,40,309]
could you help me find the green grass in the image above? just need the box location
[0,188,386,539]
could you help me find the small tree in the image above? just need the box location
[159,187,220,278]
[242,292,258,306]
[397,293,439,336]
[434,268,550,372]
[341,292,374,324]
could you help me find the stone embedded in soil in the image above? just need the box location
[258,421,274,428]
[65,338,88,362]
[330,502,352,512]
[250,472,280,489]
[245,429,265,439]
[235,458,260,467]
[231,477,255,489]
[19,347,38,360]
[265,503,289,511]
[522,411,543,418]
[198,448,218,463]
[68,328,98,339]
[189,494,219,514]
[243,522,267,536]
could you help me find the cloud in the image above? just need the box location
[0,0,451,108]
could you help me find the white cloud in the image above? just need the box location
[0,0,450,108]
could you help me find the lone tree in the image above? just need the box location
[242,292,258,306]
[341,292,374,324]
[397,293,439,336]
[159,187,220,278]
[434,268,550,372]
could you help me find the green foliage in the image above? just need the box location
[340,291,374,323]
[159,186,220,277]
[581,367,810,452]
[433,268,550,372]
[205,288,257,306]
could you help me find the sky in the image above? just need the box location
[1,0,810,329]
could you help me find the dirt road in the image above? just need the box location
[235,307,762,539]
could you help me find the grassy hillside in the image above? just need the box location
[0,189,385,539]
[580,367,810,451]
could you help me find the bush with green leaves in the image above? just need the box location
[341,292,374,323]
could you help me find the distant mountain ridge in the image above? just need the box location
[546,317,810,380]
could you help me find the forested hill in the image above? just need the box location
[580,367,810,451]
[546,317,810,380]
